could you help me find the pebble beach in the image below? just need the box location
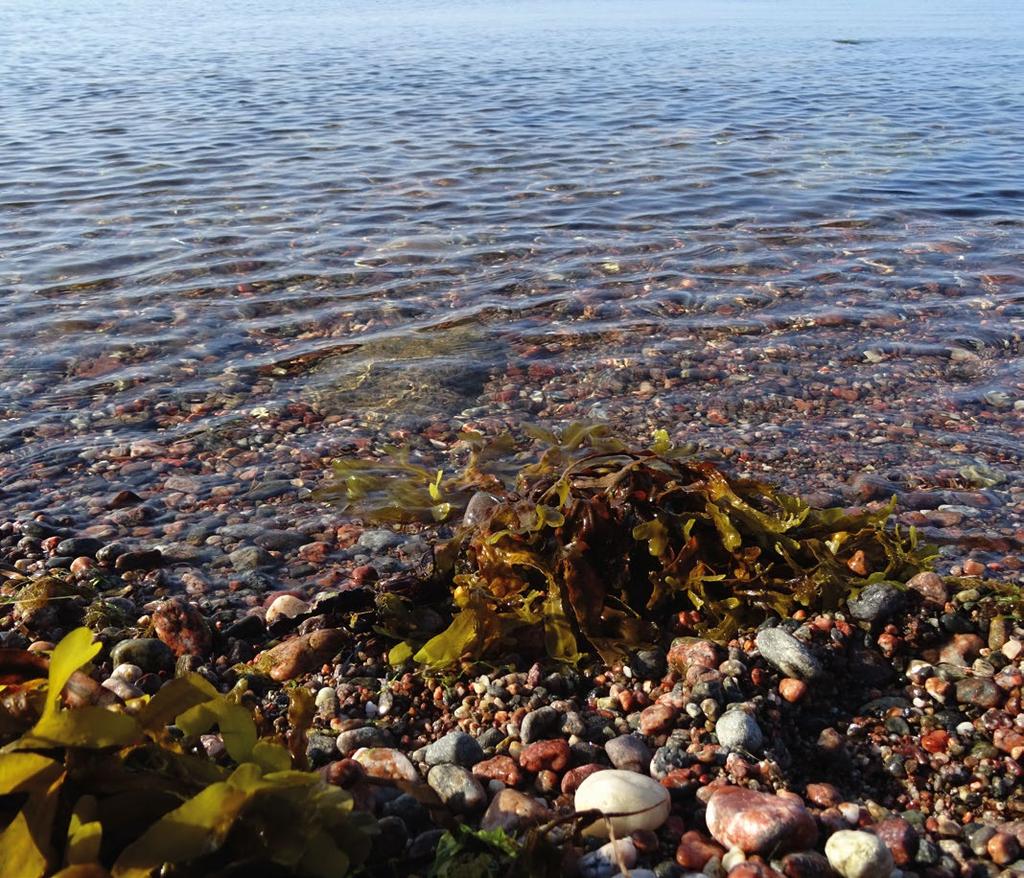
[2,0,1024,875]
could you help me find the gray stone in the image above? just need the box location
[422,730,484,767]
[218,523,268,540]
[56,537,103,557]
[426,764,487,814]
[715,709,764,753]
[604,734,651,773]
[255,530,311,551]
[649,743,690,779]
[357,529,404,551]
[520,705,559,743]
[579,838,638,878]
[847,582,905,624]
[755,628,823,681]
[336,726,394,755]
[228,545,277,571]
[306,732,339,767]
[110,638,174,673]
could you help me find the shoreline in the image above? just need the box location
[2,447,1022,877]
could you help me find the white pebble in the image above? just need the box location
[574,769,671,838]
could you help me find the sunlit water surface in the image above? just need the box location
[2,0,1023,526]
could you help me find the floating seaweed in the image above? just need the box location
[324,424,938,668]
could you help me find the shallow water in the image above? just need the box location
[2,0,1023,531]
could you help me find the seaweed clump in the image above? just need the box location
[322,425,936,668]
[0,628,375,878]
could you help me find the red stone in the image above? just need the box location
[640,703,679,736]
[473,755,522,787]
[676,831,726,869]
[152,598,212,658]
[561,763,606,796]
[706,786,818,856]
[875,816,919,866]
[921,730,949,754]
[519,738,570,773]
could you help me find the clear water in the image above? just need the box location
[2,0,1023,524]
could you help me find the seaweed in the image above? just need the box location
[0,629,376,878]
[328,424,938,667]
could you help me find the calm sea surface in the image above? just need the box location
[2,0,1023,528]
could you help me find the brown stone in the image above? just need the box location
[988,831,1020,866]
[938,633,984,666]
[472,755,522,787]
[779,850,836,878]
[875,816,919,866]
[261,628,347,681]
[729,861,786,878]
[706,786,818,856]
[519,739,570,773]
[152,598,212,658]
[640,703,679,736]
[921,730,949,754]
[561,763,606,796]
[779,679,808,703]
[352,747,419,783]
[994,727,1024,758]
[676,831,726,869]
[69,556,95,575]
[804,783,841,809]
[668,637,722,674]
[846,550,869,576]
[906,571,948,605]
[480,788,551,833]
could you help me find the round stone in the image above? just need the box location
[715,709,764,753]
[574,769,671,838]
[825,829,894,878]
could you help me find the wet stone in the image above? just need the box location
[110,638,174,673]
[229,545,277,571]
[846,582,904,624]
[152,598,212,658]
[254,530,310,551]
[114,549,163,572]
[473,755,522,787]
[520,738,570,773]
[260,628,346,682]
[779,851,835,878]
[955,676,1002,709]
[906,571,948,605]
[353,748,420,783]
[356,529,404,551]
[56,537,103,557]
[675,831,726,870]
